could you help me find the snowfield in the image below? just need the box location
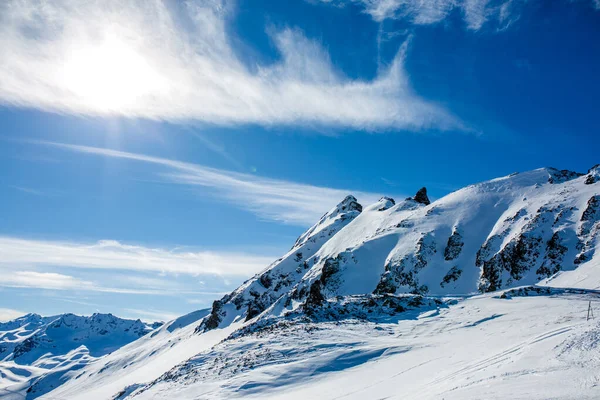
[132,289,600,400]
[2,165,598,399]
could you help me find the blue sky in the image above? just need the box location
[0,0,599,322]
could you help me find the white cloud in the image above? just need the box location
[325,0,520,29]
[0,0,460,131]
[38,141,385,225]
[0,237,275,277]
[0,271,94,290]
[0,267,232,298]
[0,308,28,322]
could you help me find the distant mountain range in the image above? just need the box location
[0,313,160,398]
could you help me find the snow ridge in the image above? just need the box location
[199,166,600,334]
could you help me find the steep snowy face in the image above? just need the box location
[199,196,363,331]
[202,166,599,330]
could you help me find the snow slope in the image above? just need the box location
[37,164,600,399]
[34,309,245,400]
[0,313,161,399]
[130,288,600,400]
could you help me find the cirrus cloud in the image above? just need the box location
[0,236,275,277]
[0,0,460,131]
[36,140,386,226]
[320,0,600,30]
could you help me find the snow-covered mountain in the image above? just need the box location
[0,313,161,398]
[15,165,600,399]
[196,165,600,333]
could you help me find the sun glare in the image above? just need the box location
[63,37,163,111]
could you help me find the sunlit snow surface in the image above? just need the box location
[36,289,600,400]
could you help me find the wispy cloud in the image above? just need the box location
[0,268,229,296]
[0,0,460,131]
[10,185,47,196]
[0,271,95,290]
[37,141,385,225]
[0,236,275,277]
[320,0,522,30]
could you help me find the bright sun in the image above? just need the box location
[63,37,162,111]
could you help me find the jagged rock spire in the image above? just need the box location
[337,195,362,213]
[414,187,430,205]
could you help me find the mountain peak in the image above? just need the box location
[413,187,430,205]
[336,195,362,213]
[545,167,583,184]
[376,196,396,211]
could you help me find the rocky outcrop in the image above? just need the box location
[441,266,462,288]
[478,206,557,292]
[444,229,464,261]
[413,187,431,205]
[375,233,436,295]
[579,196,600,236]
[536,231,568,277]
[377,197,396,211]
[198,300,224,331]
[584,165,599,185]
[547,168,583,184]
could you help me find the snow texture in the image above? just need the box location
[0,313,161,399]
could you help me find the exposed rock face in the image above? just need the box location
[304,281,326,310]
[580,195,600,235]
[199,301,223,331]
[13,337,38,359]
[441,266,462,288]
[477,206,557,292]
[537,231,568,277]
[413,187,431,205]
[375,233,437,295]
[584,165,600,185]
[575,195,600,264]
[444,229,464,261]
[479,235,541,292]
[547,167,583,184]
